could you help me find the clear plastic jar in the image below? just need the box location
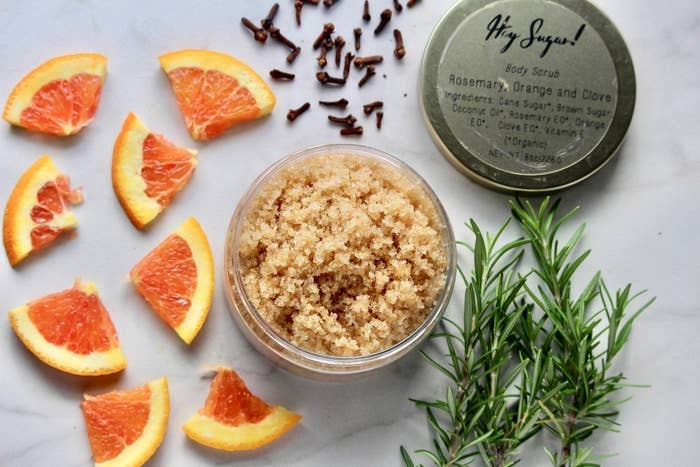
[223,144,456,381]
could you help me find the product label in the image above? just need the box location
[437,0,618,174]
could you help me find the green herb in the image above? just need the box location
[510,198,654,466]
[401,198,653,467]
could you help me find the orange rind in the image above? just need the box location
[159,49,275,140]
[183,367,301,451]
[130,217,214,344]
[3,53,107,135]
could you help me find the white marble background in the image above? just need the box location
[0,0,698,466]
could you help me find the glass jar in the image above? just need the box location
[223,144,456,381]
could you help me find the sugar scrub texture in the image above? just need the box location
[238,155,448,356]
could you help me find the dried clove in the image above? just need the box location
[270,69,295,80]
[354,55,383,69]
[328,114,357,127]
[334,36,345,67]
[316,71,346,86]
[287,102,311,121]
[374,9,392,35]
[354,28,362,51]
[270,26,297,50]
[319,98,349,109]
[393,0,403,12]
[261,3,279,30]
[407,0,420,7]
[376,111,383,129]
[394,29,406,59]
[363,100,384,115]
[287,46,301,63]
[241,17,267,42]
[341,126,363,136]
[343,52,355,79]
[362,0,371,22]
[294,0,303,26]
[317,44,329,68]
[313,23,335,50]
[358,65,376,87]
[295,0,320,26]
[323,0,339,7]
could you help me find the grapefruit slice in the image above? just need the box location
[129,217,213,344]
[3,155,83,266]
[8,280,126,375]
[183,367,301,451]
[112,112,198,229]
[158,49,275,140]
[81,377,169,467]
[3,53,107,135]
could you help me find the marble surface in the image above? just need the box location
[0,0,698,466]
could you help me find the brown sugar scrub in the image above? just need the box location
[238,153,448,357]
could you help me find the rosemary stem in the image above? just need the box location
[445,363,471,464]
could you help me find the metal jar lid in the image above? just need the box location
[420,0,636,193]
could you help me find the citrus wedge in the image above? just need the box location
[81,377,169,467]
[112,112,198,229]
[3,155,83,266]
[3,53,107,135]
[158,49,275,140]
[8,280,126,376]
[183,367,301,451]
[129,217,213,344]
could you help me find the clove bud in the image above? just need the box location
[334,36,346,67]
[393,29,406,59]
[317,44,329,68]
[261,3,279,30]
[316,71,346,86]
[341,126,363,136]
[363,101,384,115]
[407,0,420,7]
[270,26,297,50]
[343,52,355,80]
[393,0,403,13]
[328,114,357,127]
[270,69,295,80]
[319,98,349,109]
[354,55,383,69]
[358,65,376,87]
[241,17,267,42]
[362,0,371,22]
[354,28,362,51]
[294,0,303,26]
[374,9,392,35]
[287,102,311,122]
[376,111,383,129]
[313,23,335,50]
[287,46,301,64]
[323,0,339,7]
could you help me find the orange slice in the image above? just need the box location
[3,155,83,266]
[8,280,126,375]
[112,112,198,229]
[158,49,275,140]
[129,217,213,344]
[183,367,301,451]
[3,53,107,135]
[81,377,169,467]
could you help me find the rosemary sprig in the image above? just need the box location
[511,198,655,466]
[402,198,653,467]
[402,218,547,467]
